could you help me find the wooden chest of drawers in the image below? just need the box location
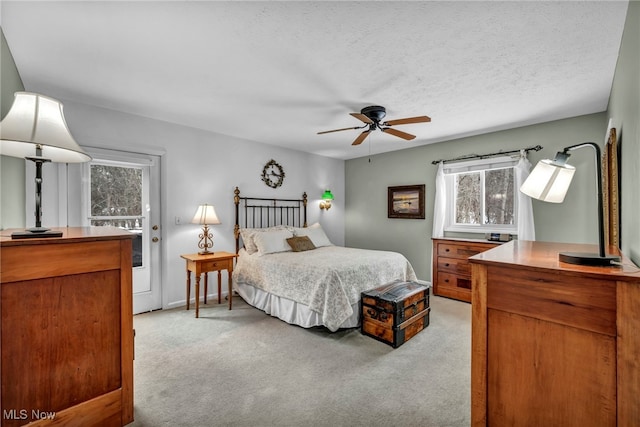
[469,240,640,426]
[1,227,135,426]
[432,238,499,302]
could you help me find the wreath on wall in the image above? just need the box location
[261,159,285,188]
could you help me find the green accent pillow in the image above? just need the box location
[286,236,316,252]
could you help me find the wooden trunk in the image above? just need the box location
[361,280,430,348]
[0,227,135,427]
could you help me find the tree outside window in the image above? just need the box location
[454,167,515,227]
[90,164,143,266]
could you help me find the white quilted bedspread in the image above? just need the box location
[232,246,417,331]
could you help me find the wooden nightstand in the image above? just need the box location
[180,251,238,318]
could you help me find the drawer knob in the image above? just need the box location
[445,248,450,252]
[444,279,450,283]
[445,263,450,267]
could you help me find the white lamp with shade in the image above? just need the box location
[520,142,620,266]
[0,92,92,238]
[191,204,221,254]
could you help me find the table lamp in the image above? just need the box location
[520,142,620,266]
[0,92,91,238]
[191,204,221,254]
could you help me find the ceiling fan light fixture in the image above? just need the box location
[318,105,430,145]
[360,105,387,122]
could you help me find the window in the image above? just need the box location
[444,157,518,234]
[85,160,148,268]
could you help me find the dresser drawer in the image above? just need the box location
[437,272,472,291]
[437,242,490,259]
[486,265,616,336]
[437,256,471,275]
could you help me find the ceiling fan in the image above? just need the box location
[317,105,431,146]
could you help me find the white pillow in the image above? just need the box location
[253,229,294,256]
[240,225,290,254]
[291,222,321,236]
[239,228,259,254]
[294,225,332,247]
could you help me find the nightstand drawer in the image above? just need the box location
[201,260,227,271]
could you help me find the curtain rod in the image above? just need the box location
[431,145,543,165]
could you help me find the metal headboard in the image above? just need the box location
[233,187,307,254]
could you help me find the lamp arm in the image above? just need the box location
[563,142,606,257]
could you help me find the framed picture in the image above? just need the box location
[388,184,425,219]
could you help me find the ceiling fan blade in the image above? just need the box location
[384,116,431,126]
[352,130,371,146]
[317,126,363,135]
[350,113,374,124]
[382,127,416,140]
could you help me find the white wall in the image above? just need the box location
[1,28,25,229]
[39,100,345,309]
[608,1,640,265]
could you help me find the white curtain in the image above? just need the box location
[515,150,535,241]
[432,161,446,238]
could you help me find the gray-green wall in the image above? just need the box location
[346,1,640,278]
[608,0,640,265]
[345,113,606,280]
[1,27,25,229]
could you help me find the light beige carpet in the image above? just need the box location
[130,294,471,427]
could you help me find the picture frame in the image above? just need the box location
[388,184,425,219]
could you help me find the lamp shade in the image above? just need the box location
[321,190,334,200]
[519,159,576,203]
[191,204,221,225]
[0,92,91,162]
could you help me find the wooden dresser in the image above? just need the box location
[469,240,640,427]
[432,238,499,302]
[1,227,135,426]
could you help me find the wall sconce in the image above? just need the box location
[191,204,221,254]
[319,189,334,210]
[0,92,92,238]
[520,142,620,266]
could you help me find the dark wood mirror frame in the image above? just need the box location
[603,124,620,248]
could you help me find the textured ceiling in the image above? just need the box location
[0,1,629,160]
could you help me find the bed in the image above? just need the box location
[232,187,419,332]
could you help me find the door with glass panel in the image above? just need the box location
[85,154,162,314]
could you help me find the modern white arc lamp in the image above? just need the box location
[520,142,620,266]
[0,92,92,238]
